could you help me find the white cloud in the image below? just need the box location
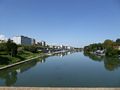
[0,34,7,41]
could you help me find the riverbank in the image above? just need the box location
[0,52,120,87]
[0,50,44,67]
[0,50,67,70]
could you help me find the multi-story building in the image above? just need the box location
[12,36,32,45]
[31,39,36,45]
[49,45,54,48]
[37,41,46,46]
[60,45,66,49]
[67,46,73,50]
[41,41,46,46]
[37,42,42,46]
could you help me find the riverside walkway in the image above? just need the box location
[0,50,66,70]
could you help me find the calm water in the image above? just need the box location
[0,51,120,87]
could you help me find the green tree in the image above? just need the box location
[23,45,37,53]
[84,43,104,53]
[6,39,18,57]
[116,39,120,45]
[103,39,114,48]
[0,43,7,51]
[105,47,119,57]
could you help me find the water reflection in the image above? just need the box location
[104,57,120,71]
[53,51,76,58]
[0,56,48,86]
[0,70,17,86]
[84,52,120,71]
[0,51,73,86]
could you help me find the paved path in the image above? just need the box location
[0,51,65,70]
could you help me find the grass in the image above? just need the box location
[0,50,44,67]
[0,51,8,55]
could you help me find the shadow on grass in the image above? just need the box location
[15,55,25,61]
[0,56,11,65]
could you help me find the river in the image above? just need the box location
[0,51,120,87]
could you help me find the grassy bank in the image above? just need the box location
[0,40,47,67]
[0,50,44,67]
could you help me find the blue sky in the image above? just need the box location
[0,0,120,47]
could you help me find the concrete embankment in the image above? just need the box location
[0,87,119,90]
[0,51,66,70]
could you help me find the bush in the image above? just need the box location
[0,43,7,51]
[0,56,11,65]
[23,45,37,53]
[105,47,119,57]
[6,39,18,57]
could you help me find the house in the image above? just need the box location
[114,46,120,50]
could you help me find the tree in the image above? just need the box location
[105,47,119,57]
[23,45,37,53]
[103,39,114,48]
[29,46,37,53]
[6,39,18,57]
[116,39,120,45]
[84,43,105,53]
[0,43,7,51]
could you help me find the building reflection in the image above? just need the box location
[0,51,77,86]
[84,52,120,71]
[53,51,75,58]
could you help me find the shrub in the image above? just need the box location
[105,47,119,57]
[23,45,37,53]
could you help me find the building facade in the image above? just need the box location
[0,34,8,43]
[31,39,36,45]
[41,41,46,46]
[37,41,46,46]
[12,36,32,45]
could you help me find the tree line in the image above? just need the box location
[84,39,120,57]
[0,39,18,57]
[0,39,38,57]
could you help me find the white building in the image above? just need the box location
[67,46,74,50]
[118,46,120,50]
[0,34,8,43]
[41,41,46,46]
[12,36,32,45]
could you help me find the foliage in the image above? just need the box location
[0,56,11,65]
[84,43,104,53]
[0,43,7,51]
[84,39,120,57]
[105,47,119,57]
[23,45,37,53]
[84,51,103,62]
[6,39,18,57]
[103,39,116,49]
[0,40,44,65]
[116,39,120,45]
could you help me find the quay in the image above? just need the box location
[0,50,67,70]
